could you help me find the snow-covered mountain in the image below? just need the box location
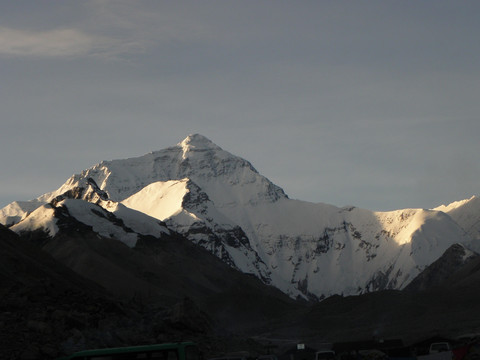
[1,134,478,300]
[434,196,480,252]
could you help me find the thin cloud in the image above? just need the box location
[0,26,133,59]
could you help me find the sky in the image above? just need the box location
[1,0,479,212]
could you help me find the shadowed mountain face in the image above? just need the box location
[39,223,301,327]
[404,243,479,292]
[0,224,107,296]
[0,223,301,358]
[0,224,128,358]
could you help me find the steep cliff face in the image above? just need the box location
[1,134,477,300]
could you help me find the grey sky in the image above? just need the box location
[1,0,479,211]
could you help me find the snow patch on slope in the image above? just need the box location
[8,197,171,248]
[10,204,58,236]
[0,200,47,226]
[121,179,189,220]
[61,199,138,247]
[95,200,170,238]
[434,196,477,213]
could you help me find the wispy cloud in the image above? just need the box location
[0,26,136,59]
[0,2,234,60]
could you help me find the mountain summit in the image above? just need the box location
[1,134,478,300]
[39,133,287,207]
[179,133,222,152]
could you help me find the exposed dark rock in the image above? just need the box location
[405,243,479,292]
[87,177,109,200]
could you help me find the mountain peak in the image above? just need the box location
[178,134,220,153]
[434,195,479,213]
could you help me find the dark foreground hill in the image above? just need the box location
[0,224,300,359]
[0,224,127,359]
[269,286,480,347]
[265,243,480,347]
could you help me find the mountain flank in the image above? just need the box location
[1,134,480,357]
[2,134,478,300]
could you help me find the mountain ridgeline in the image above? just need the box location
[2,134,480,301]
